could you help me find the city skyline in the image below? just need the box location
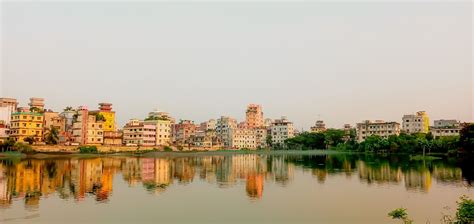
[2,2,472,130]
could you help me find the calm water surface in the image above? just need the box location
[0,152,472,224]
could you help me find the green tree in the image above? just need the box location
[63,106,73,112]
[44,126,60,145]
[266,135,273,148]
[324,129,345,148]
[459,123,474,153]
[29,107,43,113]
[23,136,36,145]
[95,113,106,122]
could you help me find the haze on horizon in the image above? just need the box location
[1,2,472,129]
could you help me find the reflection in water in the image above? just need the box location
[0,154,471,209]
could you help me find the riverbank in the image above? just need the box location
[0,148,355,159]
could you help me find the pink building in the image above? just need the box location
[172,120,196,145]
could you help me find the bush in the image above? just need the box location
[456,195,474,223]
[163,146,173,152]
[78,146,98,153]
[14,142,34,153]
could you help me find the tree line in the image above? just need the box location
[282,123,474,154]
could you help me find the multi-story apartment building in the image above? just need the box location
[430,119,462,138]
[123,119,156,146]
[86,115,104,145]
[92,103,116,132]
[144,111,173,146]
[0,98,18,125]
[231,128,257,149]
[103,130,123,146]
[356,120,400,142]
[190,130,222,149]
[172,120,196,145]
[72,107,104,145]
[10,111,44,143]
[310,120,326,133]
[28,97,45,111]
[255,128,268,149]
[199,119,216,131]
[245,104,264,128]
[43,110,60,130]
[402,111,430,134]
[72,106,89,145]
[148,109,175,124]
[0,121,9,143]
[216,116,238,148]
[271,116,294,145]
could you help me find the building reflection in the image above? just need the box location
[0,154,469,208]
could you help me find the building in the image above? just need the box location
[199,119,216,131]
[245,104,264,128]
[43,111,60,130]
[190,130,222,149]
[86,115,104,145]
[231,128,257,149]
[433,119,460,128]
[123,119,156,146]
[94,103,116,132]
[271,116,295,145]
[103,131,123,146]
[216,116,238,148]
[0,122,9,143]
[172,120,196,146]
[343,124,353,142]
[144,110,173,146]
[0,98,18,125]
[255,128,268,149]
[430,119,462,138]
[72,107,89,145]
[402,111,430,134]
[10,111,44,143]
[147,109,175,124]
[356,120,400,142]
[28,98,45,111]
[310,120,326,133]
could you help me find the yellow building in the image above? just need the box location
[10,112,44,142]
[97,103,115,132]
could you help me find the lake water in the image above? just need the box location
[0,152,472,224]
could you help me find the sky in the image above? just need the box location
[1,1,472,130]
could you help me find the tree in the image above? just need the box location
[95,113,106,122]
[266,135,273,148]
[324,129,345,148]
[63,106,73,112]
[23,136,36,145]
[459,123,474,153]
[44,126,60,145]
[29,107,43,113]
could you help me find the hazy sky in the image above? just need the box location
[1,2,472,129]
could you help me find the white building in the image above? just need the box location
[123,119,156,146]
[0,97,18,126]
[271,116,295,145]
[430,119,462,138]
[402,111,430,134]
[356,120,400,142]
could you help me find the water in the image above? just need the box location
[0,152,472,224]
